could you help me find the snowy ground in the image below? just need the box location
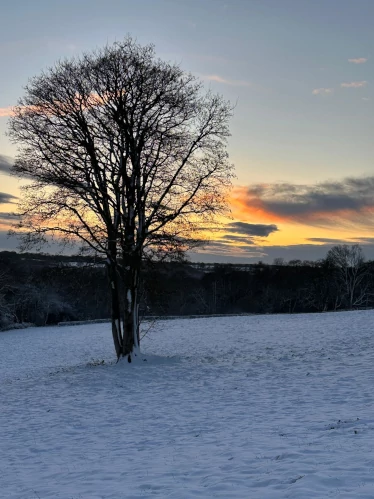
[1,311,374,498]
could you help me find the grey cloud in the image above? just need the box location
[243,177,374,222]
[0,212,19,220]
[307,236,374,245]
[0,192,17,204]
[352,237,374,243]
[204,240,246,254]
[225,221,278,237]
[0,212,20,227]
[0,155,13,174]
[198,239,260,256]
[195,222,279,256]
[222,235,257,244]
[307,237,353,244]
[201,222,279,255]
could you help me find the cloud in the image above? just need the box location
[0,212,19,229]
[0,155,13,174]
[0,192,17,205]
[307,237,351,244]
[225,222,278,237]
[341,81,367,88]
[221,234,257,244]
[193,221,278,258]
[312,88,334,95]
[195,239,265,259]
[308,236,374,245]
[348,57,368,64]
[231,176,374,228]
[0,212,19,220]
[0,211,19,221]
[209,240,257,252]
[0,107,14,117]
[203,74,251,87]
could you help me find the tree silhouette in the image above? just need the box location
[8,38,234,359]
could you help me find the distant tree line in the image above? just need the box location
[1,244,373,331]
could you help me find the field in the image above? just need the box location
[1,311,374,498]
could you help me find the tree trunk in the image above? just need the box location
[122,260,141,359]
[106,255,123,360]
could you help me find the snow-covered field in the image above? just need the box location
[1,311,374,498]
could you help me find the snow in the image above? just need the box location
[1,310,374,498]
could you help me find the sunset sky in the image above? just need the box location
[1,0,374,262]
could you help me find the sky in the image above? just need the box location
[1,0,374,263]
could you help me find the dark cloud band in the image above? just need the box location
[225,221,278,237]
[238,176,374,223]
[0,192,17,205]
[0,155,13,174]
[0,212,20,223]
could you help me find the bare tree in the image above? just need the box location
[8,38,234,359]
[326,244,369,309]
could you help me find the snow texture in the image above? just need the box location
[1,310,374,498]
